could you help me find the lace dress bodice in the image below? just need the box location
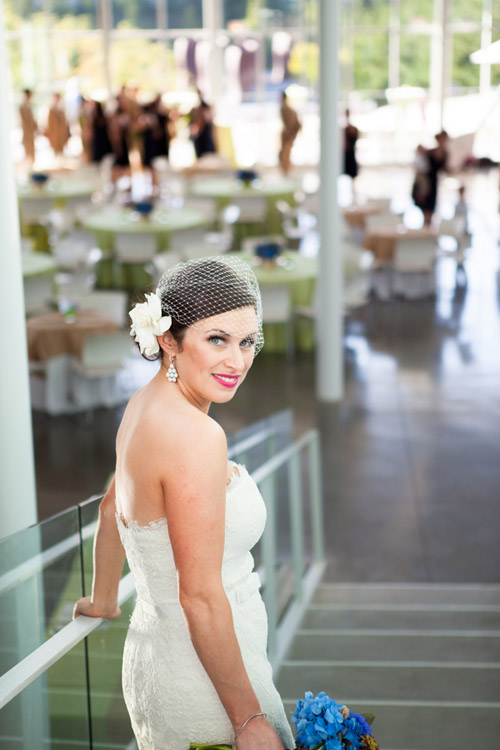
[116,464,294,750]
[117,464,264,608]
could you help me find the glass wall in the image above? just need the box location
[4,0,500,105]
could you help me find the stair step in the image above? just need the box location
[289,630,500,662]
[282,699,500,750]
[314,583,500,606]
[276,661,500,703]
[303,604,500,631]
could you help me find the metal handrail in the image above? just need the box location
[0,428,324,708]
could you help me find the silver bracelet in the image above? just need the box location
[234,712,267,741]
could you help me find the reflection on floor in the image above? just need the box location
[33,168,500,584]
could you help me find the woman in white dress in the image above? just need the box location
[73,257,294,750]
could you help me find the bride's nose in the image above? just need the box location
[223,342,245,370]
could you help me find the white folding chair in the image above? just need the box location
[364,213,402,232]
[20,198,54,225]
[24,274,54,316]
[392,237,437,298]
[114,232,157,263]
[437,216,469,282]
[231,195,267,223]
[70,331,133,410]
[260,284,294,360]
[78,290,129,328]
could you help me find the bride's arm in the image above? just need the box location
[73,475,126,619]
[163,416,284,750]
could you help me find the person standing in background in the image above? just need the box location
[91,101,113,163]
[343,108,359,189]
[20,89,37,164]
[278,91,301,174]
[46,93,69,158]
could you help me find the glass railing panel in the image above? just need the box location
[78,496,135,747]
[0,507,83,674]
[86,610,136,747]
[0,640,90,750]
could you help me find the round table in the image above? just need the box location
[228,251,317,353]
[190,177,298,242]
[27,310,117,362]
[82,207,207,289]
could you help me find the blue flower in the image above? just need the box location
[292,692,375,749]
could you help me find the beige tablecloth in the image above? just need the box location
[364,226,436,261]
[27,310,117,362]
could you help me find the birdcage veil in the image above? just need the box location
[156,255,264,355]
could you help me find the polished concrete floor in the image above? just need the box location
[32,168,500,584]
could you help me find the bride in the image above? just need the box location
[73,257,294,750]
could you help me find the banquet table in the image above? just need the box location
[363,225,437,261]
[27,310,117,362]
[228,251,317,353]
[27,309,124,414]
[82,206,206,288]
[190,176,298,242]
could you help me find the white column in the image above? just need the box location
[316,0,343,402]
[430,0,444,124]
[480,0,492,94]
[202,0,223,106]
[99,0,112,96]
[0,6,37,534]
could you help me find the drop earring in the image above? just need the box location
[166,356,178,383]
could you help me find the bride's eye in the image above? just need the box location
[208,335,226,346]
[240,336,256,348]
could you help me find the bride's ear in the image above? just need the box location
[158,330,178,357]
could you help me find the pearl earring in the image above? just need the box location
[166,356,178,383]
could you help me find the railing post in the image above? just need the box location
[287,453,304,603]
[309,435,325,563]
[259,474,278,662]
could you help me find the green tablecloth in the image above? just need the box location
[190,177,298,243]
[228,251,317,353]
[82,207,206,289]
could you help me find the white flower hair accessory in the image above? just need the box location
[129,292,172,356]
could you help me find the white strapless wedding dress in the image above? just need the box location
[116,463,294,750]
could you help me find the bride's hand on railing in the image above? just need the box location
[73,595,121,620]
[234,715,285,750]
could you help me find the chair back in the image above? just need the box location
[79,290,128,328]
[20,198,54,223]
[393,237,437,270]
[80,331,132,375]
[24,275,53,316]
[114,232,157,262]
[182,196,217,224]
[365,213,402,232]
[260,285,292,324]
[438,216,467,239]
[231,195,267,221]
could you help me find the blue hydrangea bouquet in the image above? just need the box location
[292,691,379,750]
[189,691,379,750]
